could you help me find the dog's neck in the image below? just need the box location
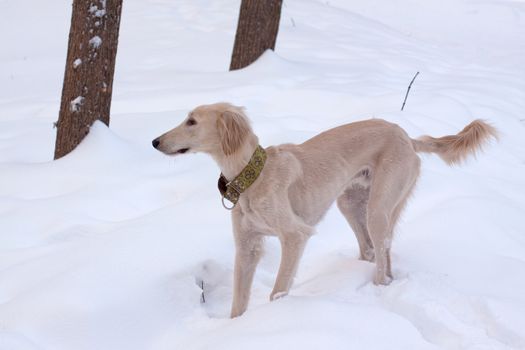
[212,134,259,180]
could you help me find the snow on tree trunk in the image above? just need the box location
[229,0,283,71]
[54,0,123,159]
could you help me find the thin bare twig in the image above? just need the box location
[401,71,420,111]
[200,280,205,303]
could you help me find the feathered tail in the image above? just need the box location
[411,120,498,165]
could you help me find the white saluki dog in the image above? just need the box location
[153,102,496,317]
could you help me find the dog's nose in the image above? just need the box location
[152,138,160,149]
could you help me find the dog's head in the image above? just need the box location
[152,103,252,157]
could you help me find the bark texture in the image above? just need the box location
[230,0,283,71]
[54,0,123,159]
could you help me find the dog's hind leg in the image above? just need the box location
[337,184,375,262]
[367,155,419,285]
[367,183,396,285]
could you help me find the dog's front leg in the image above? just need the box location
[270,232,308,301]
[230,231,263,318]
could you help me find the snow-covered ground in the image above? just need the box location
[1,0,525,349]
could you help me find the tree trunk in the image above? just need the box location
[54,0,123,159]
[230,0,283,71]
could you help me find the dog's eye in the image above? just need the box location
[186,118,197,126]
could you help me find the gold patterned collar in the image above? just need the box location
[218,145,267,210]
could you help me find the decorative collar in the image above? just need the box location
[218,145,267,210]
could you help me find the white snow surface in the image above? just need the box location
[1,1,525,350]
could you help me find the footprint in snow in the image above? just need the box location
[379,273,525,350]
[193,260,233,318]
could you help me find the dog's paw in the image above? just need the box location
[270,291,288,301]
[230,308,245,318]
[373,273,393,286]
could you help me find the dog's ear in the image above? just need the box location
[217,108,251,156]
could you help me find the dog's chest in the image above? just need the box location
[236,198,280,236]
